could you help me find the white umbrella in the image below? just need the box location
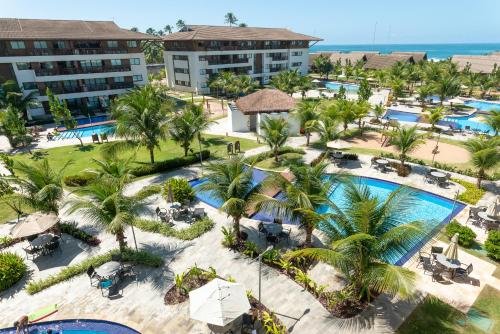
[11,212,59,238]
[444,233,459,260]
[486,196,499,219]
[326,140,351,150]
[312,79,321,83]
[189,278,250,327]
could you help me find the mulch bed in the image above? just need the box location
[164,274,212,305]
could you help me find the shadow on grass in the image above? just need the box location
[201,137,227,147]
[76,145,95,152]
[29,150,49,160]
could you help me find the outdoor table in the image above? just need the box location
[478,211,498,223]
[332,152,343,159]
[263,223,283,236]
[30,234,54,248]
[376,159,389,165]
[435,254,460,277]
[169,202,181,210]
[95,261,121,278]
[430,171,446,178]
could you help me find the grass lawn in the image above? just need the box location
[11,134,262,177]
[398,285,500,333]
[254,152,304,171]
[0,202,35,225]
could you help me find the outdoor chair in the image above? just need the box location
[192,207,206,219]
[156,207,168,219]
[43,239,61,256]
[23,246,42,260]
[241,313,255,333]
[466,206,486,225]
[118,264,136,281]
[91,134,100,143]
[454,263,473,279]
[87,265,102,287]
[485,221,500,231]
[431,246,443,262]
[278,228,291,245]
[266,234,279,245]
[160,214,173,226]
[100,133,109,142]
[257,222,268,238]
[417,250,432,274]
[99,279,118,297]
[431,263,445,282]
[235,140,241,153]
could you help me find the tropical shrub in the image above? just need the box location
[133,217,214,240]
[131,184,162,201]
[247,146,305,164]
[452,178,485,205]
[60,222,101,246]
[445,220,476,247]
[0,236,16,250]
[485,230,500,261]
[63,173,96,187]
[242,241,259,258]
[261,311,287,334]
[130,150,210,177]
[163,178,194,203]
[0,252,27,292]
[221,226,237,248]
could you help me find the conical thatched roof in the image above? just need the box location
[234,89,296,115]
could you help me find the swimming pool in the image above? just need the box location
[0,319,140,334]
[383,110,422,122]
[192,172,465,265]
[56,124,116,139]
[75,115,110,126]
[464,100,500,112]
[324,81,359,92]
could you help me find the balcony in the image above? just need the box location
[39,82,133,95]
[35,66,132,77]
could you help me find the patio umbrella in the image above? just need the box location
[311,79,321,83]
[167,183,174,203]
[444,233,459,260]
[11,212,59,238]
[485,196,499,219]
[189,278,250,327]
[326,140,351,150]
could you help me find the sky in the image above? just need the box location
[1,0,499,45]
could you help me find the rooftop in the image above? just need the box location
[162,25,322,41]
[234,89,296,114]
[451,54,500,73]
[0,18,157,40]
[363,54,414,70]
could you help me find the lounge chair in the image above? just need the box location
[235,140,241,153]
[91,133,100,144]
[466,206,486,225]
[87,265,102,286]
[417,250,432,274]
[156,207,168,219]
[100,133,109,143]
[454,263,473,279]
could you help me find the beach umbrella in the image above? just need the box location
[189,278,250,327]
[167,183,174,203]
[486,196,499,219]
[326,140,351,150]
[312,79,321,83]
[444,233,459,261]
[11,212,59,238]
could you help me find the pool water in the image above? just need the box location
[383,110,421,122]
[56,124,116,139]
[0,319,140,334]
[464,100,500,112]
[192,172,465,265]
[324,81,359,92]
[75,115,110,126]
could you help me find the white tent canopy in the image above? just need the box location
[486,196,499,219]
[11,212,59,238]
[189,278,250,327]
[444,233,459,260]
[326,140,351,150]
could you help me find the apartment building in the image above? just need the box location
[0,18,157,120]
[162,25,321,94]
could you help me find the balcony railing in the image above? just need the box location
[39,82,133,95]
[3,49,129,57]
[35,66,132,76]
[268,56,288,61]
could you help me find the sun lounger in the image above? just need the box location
[92,133,100,143]
[28,304,59,323]
[100,133,109,142]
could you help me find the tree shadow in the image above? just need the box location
[76,145,95,152]
[29,150,49,160]
[201,137,227,147]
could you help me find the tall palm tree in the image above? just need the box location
[373,104,385,122]
[86,155,136,186]
[387,126,425,169]
[428,106,445,131]
[416,85,433,107]
[259,117,289,162]
[485,110,500,136]
[164,25,173,34]
[224,12,238,26]
[112,84,174,163]
[478,75,494,99]
[251,160,337,247]
[66,179,142,251]
[270,70,302,96]
[315,117,342,145]
[353,100,370,129]
[464,72,480,97]
[286,180,423,301]
[464,136,499,188]
[433,75,461,105]
[233,75,259,96]
[176,20,186,31]
[0,79,38,119]
[313,55,333,80]
[196,156,254,241]
[294,100,319,146]
[169,103,212,156]
[373,70,387,89]
[3,159,70,214]
[390,78,406,101]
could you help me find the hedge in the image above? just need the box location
[64,173,96,187]
[26,248,162,294]
[445,220,477,247]
[0,252,27,292]
[130,150,210,177]
[60,222,101,246]
[452,178,485,205]
[247,147,305,164]
[0,236,18,250]
[485,230,500,261]
[133,217,214,241]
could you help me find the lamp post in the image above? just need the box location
[258,245,274,303]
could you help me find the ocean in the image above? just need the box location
[310,43,500,60]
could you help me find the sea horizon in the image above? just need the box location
[310,42,500,60]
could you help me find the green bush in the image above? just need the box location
[0,236,16,250]
[452,178,485,205]
[63,173,96,187]
[445,220,477,247]
[247,146,305,164]
[132,184,162,201]
[26,248,162,294]
[131,150,210,177]
[485,230,500,261]
[163,178,194,203]
[133,217,214,240]
[0,252,26,292]
[60,222,100,246]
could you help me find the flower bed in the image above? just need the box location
[133,217,214,240]
[60,222,101,246]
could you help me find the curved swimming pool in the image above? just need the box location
[464,100,500,112]
[324,81,359,92]
[191,172,465,265]
[0,319,140,334]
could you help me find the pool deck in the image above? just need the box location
[57,119,116,131]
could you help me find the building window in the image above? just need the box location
[200,69,206,75]
[80,60,102,68]
[40,62,54,70]
[16,62,30,70]
[174,68,189,74]
[54,41,66,49]
[292,62,302,67]
[87,96,100,108]
[114,76,125,83]
[34,41,48,49]
[175,80,190,87]
[292,51,303,56]
[10,41,25,49]
[107,41,118,48]
[173,55,188,61]
[110,59,122,66]
[22,82,37,90]
[127,40,137,48]
[130,58,140,65]
[199,56,207,62]
[200,82,208,88]
[133,75,143,82]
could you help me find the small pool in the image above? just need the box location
[0,319,140,334]
[464,100,500,112]
[56,124,116,140]
[439,114,494,134]
[383,109,422,122]
[324,81,359,92]
[192,172,465,265]
[75,115,110,126]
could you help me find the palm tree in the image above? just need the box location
[66,179,142,251]
[390,78,406,101]
[169,103,212,156]
[433,74,461,105]
[196,156,254,241]
[464,136,499,188]
[319,99,355,132]
[112,84,174,163]
[251,160,337,247]
[3,159,70,214]
[315,117,342,145]
[354,100,370,129]
[416,85,433,107]
[313,55,333,80]
[387,126,425,169]
[485,110,500,136]
[259,117,289,162]
[176,20,186,31]
[294,100,319,146]
[286,180,423,301]
[164,25,173,34]
[373,70,387,89]
[224,13,238,26]
[270,70,302,96]
[0,80,38,119]
[478,75,494,99]
[86,155,136,186]
[373,104,385,122]
[233,75,259,96]
[428,106,445,131]
[464,72,480,96]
